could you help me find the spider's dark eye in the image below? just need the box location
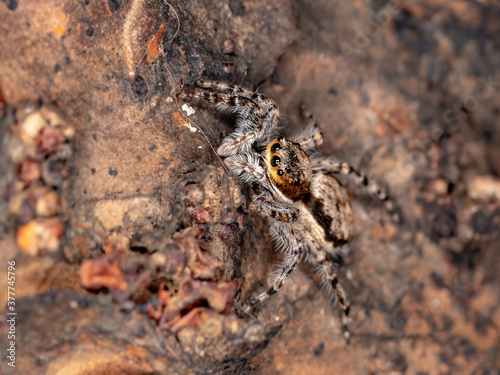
[271,143,281,153]
[277,136,284,142]
[271,156,281,167]
[278,169,284,176]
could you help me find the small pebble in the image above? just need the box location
[184,184,205,206]
[222,39,235,54]
[468,175,500,203]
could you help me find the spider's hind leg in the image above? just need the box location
[313,157,400,222]
[317,257,351,343]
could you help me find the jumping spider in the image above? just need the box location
[177,80,398,342]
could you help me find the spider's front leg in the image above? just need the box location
[195,79,279,116]
[176,80,280,157]
[177,90,261,112]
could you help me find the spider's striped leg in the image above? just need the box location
[177,80,281,155]
[291,105,324,151]
[177,89,279,156]
[196,79,256,97]
[196,79,279,114]
[317,257,351,343]
[216,100,279,156]
[177,90,265,156]
[196,79,281,144]
[312,157,400,222]
[177,91,261,113]
[291,122,323,151]
[244,223,304,312]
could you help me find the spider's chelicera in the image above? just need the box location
[177,80,398,343]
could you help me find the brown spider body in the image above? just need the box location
[261,137,353,248]
[177,79,398,343]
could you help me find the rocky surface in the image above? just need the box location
[0,0,499,374]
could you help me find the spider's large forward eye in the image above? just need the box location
[271,156,281,167]
[271,143,281,153]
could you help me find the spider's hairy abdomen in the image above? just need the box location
[303,173,354,249]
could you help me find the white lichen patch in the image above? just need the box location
[181,103,196,116]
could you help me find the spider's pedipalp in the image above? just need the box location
[217,129,257,157]
[248,192,299,223]
[224,153,267,184]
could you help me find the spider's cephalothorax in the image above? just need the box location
[262,137,312,201]
[177,79,399,343]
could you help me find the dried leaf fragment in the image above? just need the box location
[173,226,223,280]
[103,232,130,255]
[146,24,166,63]
[80,256,128,291]
[149,279,238,333]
